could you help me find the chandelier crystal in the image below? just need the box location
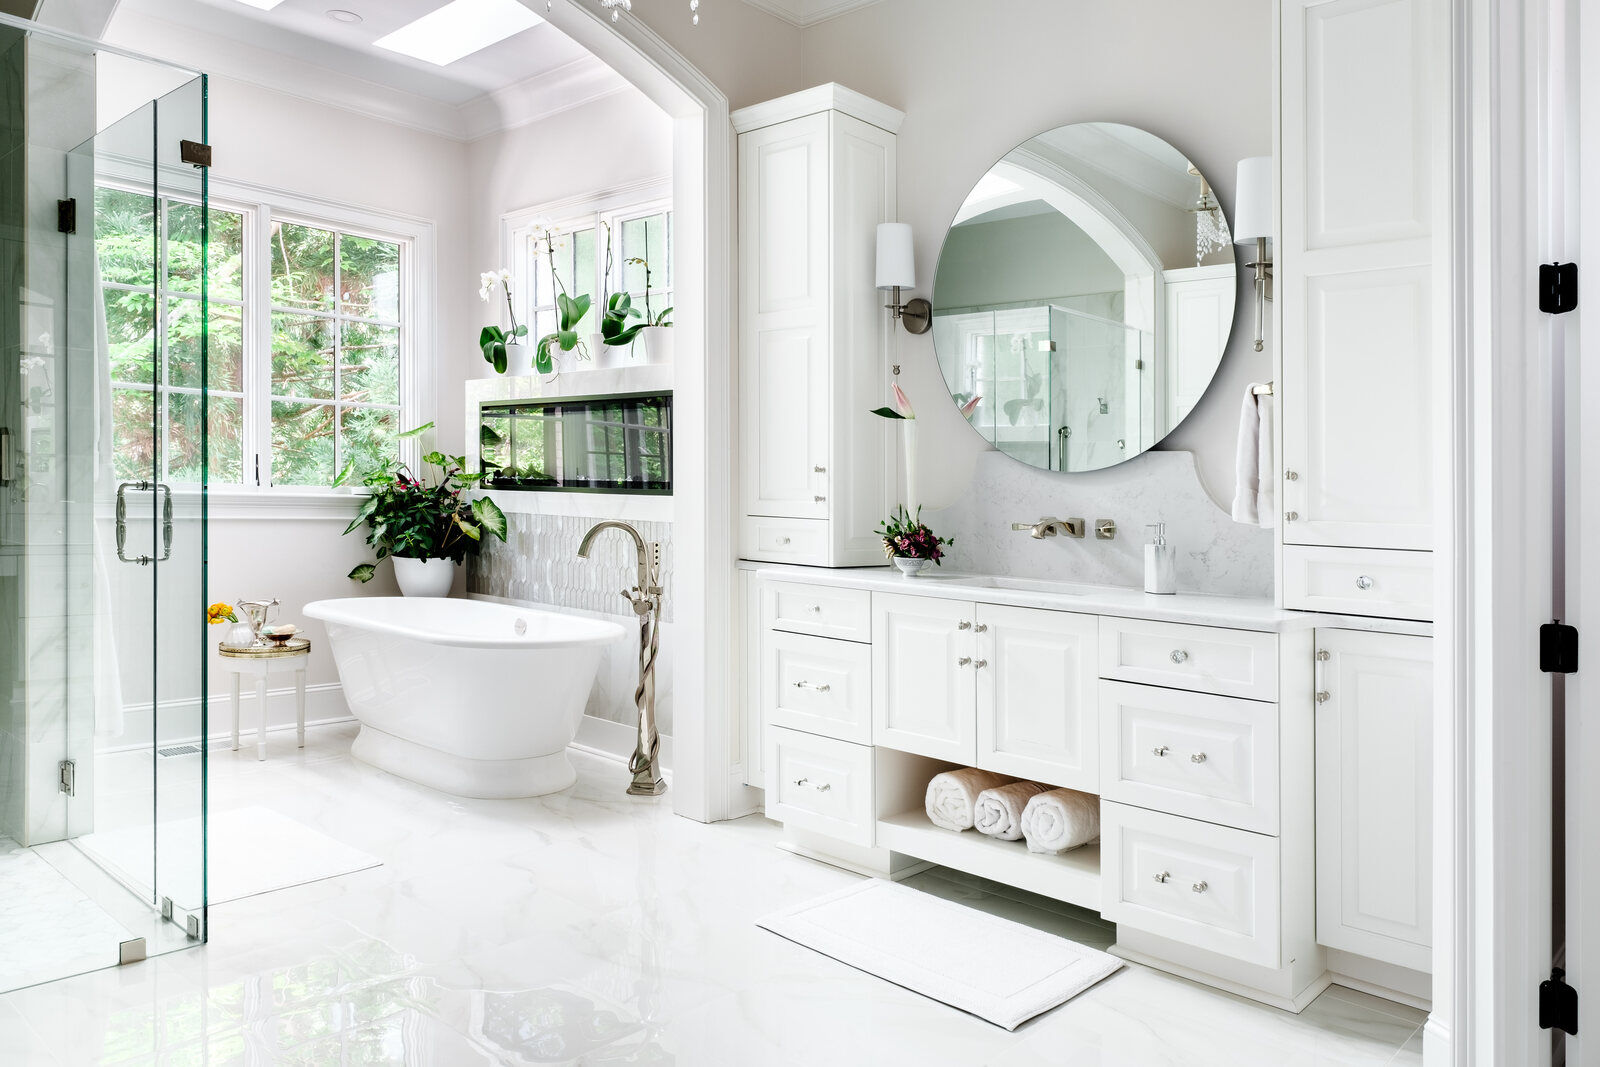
[1192,177,1230,265]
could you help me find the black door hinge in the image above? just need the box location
[179,139,212,169]
[1542,967,1579,1035]
[1541,621,1579,674]
[1540,262,1578,314]
[57,198,76,234]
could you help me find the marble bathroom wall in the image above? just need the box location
[468,512,675,735]
[923,449,1272,599]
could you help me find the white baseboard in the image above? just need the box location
[101,682,352,753]
[570,715,674,774]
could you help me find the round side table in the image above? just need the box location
[219,637,311,761]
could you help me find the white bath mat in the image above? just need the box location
[756,879,1122,1030]
[76,806,382,910]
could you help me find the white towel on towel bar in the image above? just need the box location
[1020,788,1100,854]
[1231,383,1276,528]
[925,768,1013,832]
[974,781,1049,840]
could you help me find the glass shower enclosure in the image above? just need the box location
[1,12,209,992]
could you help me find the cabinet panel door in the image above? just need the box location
[1161,266,1234,431]
[1314,629,1432,971]
[871,593,976,763]
[976,605,1099,791]
[739,114,831,521]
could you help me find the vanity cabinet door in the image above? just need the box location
[739,112,832,523]
[871,593,977,763]
[976,605,1099,792]
[1315,629,1432,972]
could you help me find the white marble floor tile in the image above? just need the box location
[1,722,1431,1066]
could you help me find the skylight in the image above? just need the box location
[373,0,544,66]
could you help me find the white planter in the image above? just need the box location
[502,343,535,377]
[892,556,931,578]
[639,325,674,365]
[393,556,458,598]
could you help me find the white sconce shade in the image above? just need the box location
[1233,156,1273,245]
[876,223,916,290]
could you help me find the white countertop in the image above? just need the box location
[745,562,1433,637]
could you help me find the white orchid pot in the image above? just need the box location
[502,342,535,378]
[393,556,457,598]
[639,325,674,366]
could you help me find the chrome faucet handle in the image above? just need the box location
[1010,522,1035,532]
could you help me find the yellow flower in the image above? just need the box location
[206,602,236,625]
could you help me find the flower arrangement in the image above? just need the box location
[477,268,528,374]
[206,602,237,625]
[533,231,590,373]
[334,422,508,582]
[876,505,952,564]
[600,219,673,350]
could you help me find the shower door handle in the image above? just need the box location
[116,481,174,565]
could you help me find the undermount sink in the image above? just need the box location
[942,574,1092,596]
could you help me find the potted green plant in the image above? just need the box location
[335,422,509,597]
[599,219,672,364]
[533,231,590,374]
[875,505,952,578]
[478,268,532,376]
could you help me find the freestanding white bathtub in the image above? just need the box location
[304,597,626,798]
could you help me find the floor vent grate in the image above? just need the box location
[156,744,203,758]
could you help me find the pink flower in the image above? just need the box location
[959,395,982,419]
[892,381,915,419]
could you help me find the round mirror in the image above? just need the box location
[932,123,1237,473]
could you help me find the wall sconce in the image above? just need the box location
[876,223,931,335]
[1233,156,1274,352]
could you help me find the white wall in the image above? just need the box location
[797,0,1274,507]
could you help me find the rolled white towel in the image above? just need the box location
[974,781,1049,840]
[925,768,1013,832]
[1020,788,1101,854]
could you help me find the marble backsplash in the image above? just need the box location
[469,512,675,735]
[923,449,1273,599]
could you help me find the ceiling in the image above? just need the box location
[113,0,601,108]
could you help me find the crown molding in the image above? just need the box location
[730,81,904,134]
[107,11,634,143]
[734,0,887,28]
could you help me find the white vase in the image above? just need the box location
[901,420,919,518]
[639,325,674,365]
[502,343,535,377]
[393,556,457,598]
[893,556,931,578]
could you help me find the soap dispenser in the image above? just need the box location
[1144,523,1176,595]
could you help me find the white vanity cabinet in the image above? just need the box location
[1314,629,1433,972]
[871,593,978,764]
[734,85,901,568]
[1277,0,1447,620]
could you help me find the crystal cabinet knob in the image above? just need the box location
[813,465,826,473]
[1285,511,1299,522]
[1190,752,1208,764]
[1191,880,1209,894]
[1356,575,1375,590]
[814,495,826,503]
[958,621,972,630]
[1153,870,1171,884]
[806,604,822,613]
[974,624,988,633]
[1317,649,1330,662]
[1285,469,1299,481]
[958,657,972,667]
[1153,745,1170,757]
[813,782,831,793]
[1316,690,1331,704]
[791,681,832,693]
[974,659,988,670]
[778,537,791,545]
[1170,649,1189,664]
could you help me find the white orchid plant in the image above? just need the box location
[478,268,527,374]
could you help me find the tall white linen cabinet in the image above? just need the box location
[733,85,901,569]
[1278,0,1447,1000]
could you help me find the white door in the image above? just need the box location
[1161,265,1234,431]
[976,605,1099,791]
[1279,0,1440,551]
[1314,628,1432,971]
[739,113,831,520]
[871,593,977,763]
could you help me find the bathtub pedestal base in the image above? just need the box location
[351,725,577,799]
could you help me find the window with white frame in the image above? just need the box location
[511,192,672,351]
[94,184,420,492]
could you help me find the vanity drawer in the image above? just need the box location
[1101,801,1281,968]
[1282,545,1433,622]
[765,727,875,847]
[1098,681,1279,835]
[1098,618,1278,702]
[764,580,872,643]
[741,516,829,565]
[763,630,872,744]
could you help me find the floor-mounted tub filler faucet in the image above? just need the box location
[577,521,668,797]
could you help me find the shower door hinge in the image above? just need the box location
[1541,621,1579,674]
[1540,262,1577,314]
[179,139,212,169]
[1541,967,1579,1035]
[57,759,75,796]
[57,198,77,234]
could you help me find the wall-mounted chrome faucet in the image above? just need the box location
[577,521,667,797]
[1010,517,1086,539]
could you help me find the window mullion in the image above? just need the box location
[332,230,343,475]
